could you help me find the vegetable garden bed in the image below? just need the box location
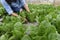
[0,4,60,40]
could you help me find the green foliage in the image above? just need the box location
[21,35,31,40]
[0,33,9,40]
[0,4,60,40]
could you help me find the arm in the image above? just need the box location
[24,3,30,12]
[0,0,18,17]
[20,0,30,12]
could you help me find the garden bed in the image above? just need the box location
[0,4,60,40]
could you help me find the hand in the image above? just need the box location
[11,12,18,17]
[17,16,28,23]
[22,18,28,23]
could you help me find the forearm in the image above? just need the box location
[20,0,30,12]
[24,4,30,12]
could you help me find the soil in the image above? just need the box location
[24,22,38,27]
